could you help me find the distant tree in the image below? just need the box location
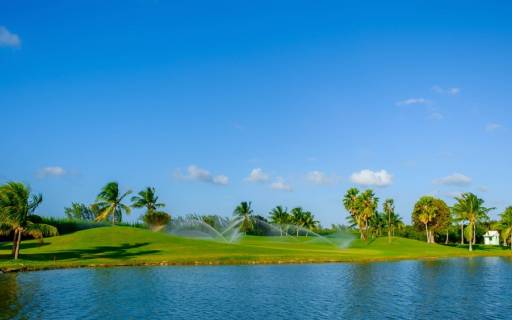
[499,206,512,249]
[93,182,132,225]
[343,188,363,239]
[0,182,58,259]
[269,205,290,236]
[131,187,170,231]
[452,193,493,251]
[301,211,319,237]
[142,211,171,231]
[343,188,378,240]
[412,196,450,244]
[234,201,254,232]
[383,199,395,243]
[64,203,97,220]
[368,211,386,238]
[290,207,306,237]
[131,187,165,212]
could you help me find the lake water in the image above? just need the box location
[1,257,512,319]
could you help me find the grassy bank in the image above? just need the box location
[1,226,511,272]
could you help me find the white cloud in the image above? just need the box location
[432,85,460,96]
[212,175,229,185]
[177,165,229,185]
[396,98,430,106]
[350,169,392,187]
[428,111,444,120]
[246,168,270,183]
[485,123,503,132]
[0,26,21,47]
[37,166,67,178]
[306,171,332,185]
[270,177,292,191]
[433,173,471,186]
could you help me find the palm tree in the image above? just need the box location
[0,182,58,259]
[234,201,254,232]
[499,206,512,249]
[131,187,165,213]
[358,190,378,240]
[269,205,289,236]
[343,188,364,239]
[290,207,306,237]
[93,182,132,225]
[452,193,494,251]
[413,197,437,243]
[383,199,395,243]
[301,211,318,237]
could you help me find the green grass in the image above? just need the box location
[1,226,511,272]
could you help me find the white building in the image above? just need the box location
[483,230,500,245]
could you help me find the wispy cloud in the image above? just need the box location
[433,173,471,186]
[432,85,460,96]
[176,165,229,185]
[37,166,67,178]
[485,123,504,132]
[350,169,392,187]
[396,98,430,106]
[0,26,21,48]
[270,177,292,191]
[306,171,333,185]
[246,168,270,183]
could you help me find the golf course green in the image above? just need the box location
[1,226,511,272]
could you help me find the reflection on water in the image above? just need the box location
[1,257,512,319]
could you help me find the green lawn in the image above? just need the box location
[1,226,511,272]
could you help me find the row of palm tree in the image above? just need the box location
[66,182,171,230]
[342,188,403,241]
[233,201,319,236]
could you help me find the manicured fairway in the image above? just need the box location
[1,226,511,272]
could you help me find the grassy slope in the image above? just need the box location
[1,226,511,272]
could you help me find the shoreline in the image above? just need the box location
[2,250,511,273]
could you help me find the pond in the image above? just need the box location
[1,257,512,319]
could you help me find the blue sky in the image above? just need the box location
[1,1,511,225]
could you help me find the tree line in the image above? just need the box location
[343,188,512,251]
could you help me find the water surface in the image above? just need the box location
[1,257,512,319]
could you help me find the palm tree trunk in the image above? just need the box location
[425,224,429,243]
[11,229,18,257]
[460,223,464,244]
[14,230,22,260]
[445,230,449,244]
[468,224,473,251]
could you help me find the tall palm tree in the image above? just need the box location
[301,211,318,237]
[233,201,253,232]
[452,193,494,251]
[290,207,306,237]
[343,188,364,239]
[269,205,289,236]
[358,190,378,240]
[383,199,395,243]
[413,197,437,243]
[0,182,58,260]
[499,206,512,249]
[94,182,132,225]
[131,187,165,213]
